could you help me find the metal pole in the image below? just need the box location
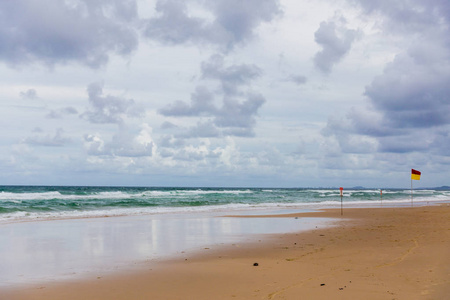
[411,179,413,207]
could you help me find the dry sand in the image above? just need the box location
[3,205,450,299]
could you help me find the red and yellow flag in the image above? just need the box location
[411,169,421,180]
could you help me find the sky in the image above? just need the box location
[1,0,449,188]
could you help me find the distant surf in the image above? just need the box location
[1,186,449,223]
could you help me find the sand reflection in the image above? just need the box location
[0,212,333,286]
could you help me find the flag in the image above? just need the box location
[411,169,421,180]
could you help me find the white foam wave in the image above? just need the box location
[0,191,63,201]
[2,196,449,224]
[0,189,254,202]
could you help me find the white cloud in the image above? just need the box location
[84,124,155,157]
[0,0,449,187]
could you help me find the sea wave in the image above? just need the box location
[1,196,449,223]
[0,186,449,223]
[0,189,254,201]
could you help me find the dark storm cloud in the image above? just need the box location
[349,0,449,34]
[313,18,359,73]
[377,134,431,153]
[324,0,450,156]
[143,0,282,49]
[429,129,450,156]
[159,55,265,137]
[82,82,143,124]
[0,0,138,68]
[362,37,450,131]
[349,0,450,131]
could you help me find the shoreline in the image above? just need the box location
[3,204,450,299]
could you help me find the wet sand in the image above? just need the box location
[2,205,450,299]
[0,211,333,287]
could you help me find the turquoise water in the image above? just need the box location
[1,186,449,222]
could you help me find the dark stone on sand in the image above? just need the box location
[253,263,259,266]
[320,283,325,286]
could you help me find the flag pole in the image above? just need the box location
[411,178,413,207]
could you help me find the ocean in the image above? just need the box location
[1,185,449,223]
[1,185,449,287]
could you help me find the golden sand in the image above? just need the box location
[3,205,450,299]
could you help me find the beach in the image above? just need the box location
[2,204,449,299]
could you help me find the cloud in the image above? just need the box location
[214,93,265,132]
[185,121,221,138]
[158,135,186,149]
[377,133,432,153]
[154,137,238,167]
[159,86,216,116]
[364,50,450,130]
[205,0,282,47]
[19,89,39,99]
[159,55,265,138]
[0,0,138,68]
[46,107,78,119]
[349,0,447,35]
[287,74,307,85]
[355,0,450,136]
[323,0,450,157]
[313,16,359,73]
[84,124,155,157]
[201,54,262,95]
[144,0,218,45]
[143,0,282,50]
[429,129,450,156]
[82,82,144,124]
[23,128,71,147]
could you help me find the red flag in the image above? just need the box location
[411,169,421,180]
